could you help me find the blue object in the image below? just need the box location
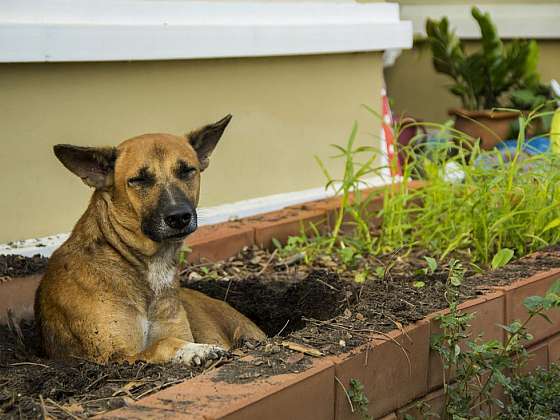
[475,136,551,171]
[495,136,550,156]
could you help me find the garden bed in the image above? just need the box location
[3,245,560,418]
[2,188,560,419]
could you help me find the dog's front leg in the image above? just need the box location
[123,337,226,365]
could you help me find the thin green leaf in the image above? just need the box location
[491,248,515,270]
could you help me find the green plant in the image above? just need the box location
[491,248,514,270]
[500,364,560,419]
[178,246,192,269]
[272,122,385,273]
[316,121,380,256]
[423,256,438,274]
[510,84,555,112]
[277,108,560,275]
[429,261,560,419]
[378,110,560,265]
[425,7,540,110]
[347,378,372,420]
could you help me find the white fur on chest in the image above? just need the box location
[146,260,175,294]
[146,248,177,295]
[140,317,151,348]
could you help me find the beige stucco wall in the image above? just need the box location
[0,53,383,243]
[385,40,560,122]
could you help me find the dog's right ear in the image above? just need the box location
[54,144,117,189]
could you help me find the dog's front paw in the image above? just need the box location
[173,342,226,366]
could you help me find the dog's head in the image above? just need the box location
[54,115,231,243]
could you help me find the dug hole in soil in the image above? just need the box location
[3,245,560,418]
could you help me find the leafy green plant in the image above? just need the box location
[423,256,438,274]
[347,378,372,420]
[425,7,541,110]
[378,110,560,265]
[276,107,560,276]
[429,261,560,419]
[501,364,560,419]
[510,84,555,112]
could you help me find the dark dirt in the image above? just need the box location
[183,246,482,355]
[468,245,560,287]
[0,320,209,419]
[212,341,313,385]
[0,254,48,278]
[3,244,560,418]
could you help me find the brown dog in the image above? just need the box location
[35,115,265,365]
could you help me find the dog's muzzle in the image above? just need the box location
[142,202,198,243]
[163,206,197,238]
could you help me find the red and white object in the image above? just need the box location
[381,87,401,177]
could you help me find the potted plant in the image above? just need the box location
[425,7,544,149]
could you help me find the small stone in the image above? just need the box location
[343,308,352,318]
[286,353,304,364]
[295,271,308,281]
[264,344,281,354]
[245,341,255,350]
[339,340,346,347]
[188,272,202,281]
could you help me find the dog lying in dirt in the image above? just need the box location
[35,115,265,366]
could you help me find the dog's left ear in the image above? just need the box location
[187,114,232,171]
[54,144,117,189]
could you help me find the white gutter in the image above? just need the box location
[0,175,393,258]
[0,1,412,63]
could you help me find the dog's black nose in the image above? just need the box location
[164,209,192,230]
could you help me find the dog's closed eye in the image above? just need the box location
[128,167,155,187]
[175,160,197,181]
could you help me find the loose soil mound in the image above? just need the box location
[2,245,560,418]
[184,246,560,354]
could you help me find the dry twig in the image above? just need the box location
[281,341,322,357]
[335,376,354,413]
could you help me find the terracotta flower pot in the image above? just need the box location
[449,108,521,150]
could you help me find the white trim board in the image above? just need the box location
[402,4,560,39]
[0,1,412,63]
[0,175,394,258]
